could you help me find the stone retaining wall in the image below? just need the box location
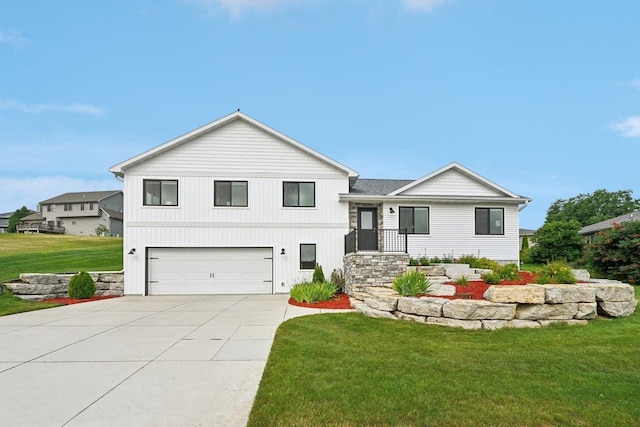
[4,272,124,300]
[344,253,409,297]
[352,281,637,330]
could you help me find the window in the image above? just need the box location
[399,207,429,234]
[80,203,85,211]
[144,180,178,206]
[64,204,73,211]
[89,202,95,210]
[475,208,504,235]
[71,220,76,225]
[300,244,316,270]
[283,182,315,207]
[214,181,248,207]
[46,204,52,212]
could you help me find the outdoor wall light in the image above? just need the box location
[128,248,136,255]
[389,207,395,214]
[280,248,286,255]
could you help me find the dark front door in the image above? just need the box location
[357,207,378,251]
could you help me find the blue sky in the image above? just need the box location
[1,0,639,229]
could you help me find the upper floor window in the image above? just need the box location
[89,202,95,210]
[80,203,85,211]
[399,207,429,234]
[46,204,52,212]
[283,182,315,207]
[214,181,248,207]
[144,179,178,206]
[64,204,73,211]
[475,208,504,235]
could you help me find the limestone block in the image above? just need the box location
[540,284,596,303]
[351,291,369,301]
[538,320,588,327]
[426,283,456,296]
[394,312,426,323]
[483,285,545,304]
[426,317,482,330]
[354,302,397,320]
[482,320,541,330]
[516,303,578,320]
[364,295,398,312]
[598,300,638,318]
[398,297,449,317]
[5,283,68,295]
[442,299,516,320]
[364,287,399,296]
[572,269,591,282]
[575,302,598,320]
[96,273,123,283]
[581,283,635,302]
[19,273,70,285]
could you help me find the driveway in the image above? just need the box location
[0,295,346,427]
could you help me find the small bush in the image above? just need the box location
[458,254,478,266]
[470,257,501,271]
[441,252,455,263]
[408,258,419,266]
[520,247,533,264]
[68,271,96,299]
[482,272,501,285]
[430,256,442,264]
[586,221,640,284]
[497,263,520,281]
[454,275,468,286]
[533,261,577,284]
[330,268,345,294]
[419,257,430,266]
[290,281,337,303]
[392,271,432,297]
[312,264,325,283]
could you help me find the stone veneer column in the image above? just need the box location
[343,253,410,296]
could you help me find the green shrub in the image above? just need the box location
[482,272,501,285]
[471,257,501,271]
[521,235,530,250]
[68,271,96,299]
[586,221,640,284]
[392,271,432,297]
[408,258,419,266]
[530,220,584,263]
[454,275,468,286]
[520,247,533,264]
[419,257,430,266]
[290,281,337,303]
[497,263,520,281]
[312,264,325,283]
[330,268,345,294]
[458,254,478,266]
[430,256,442,264]
[533,261,577,284]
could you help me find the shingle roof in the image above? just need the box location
[21,212,43,221]
[579,210,640,235]
[40,191,122,205]
[101,208,123,221]
[350,179,414,196]
[519,228,536,235]
[0,212,13,219]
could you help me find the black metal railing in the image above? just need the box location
[345,228,408,254]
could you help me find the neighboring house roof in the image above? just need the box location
[519,228,536,236]
[109,110,360,185]
[21,212,43,222]
[350,179,413,196]
[579,210,640,235]
[40,190,122,205]
[101,208,123,221]
[0,212,12,219]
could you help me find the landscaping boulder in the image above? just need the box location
[481,319,541,330]
[598,300,638,318]
[354,302,397,320]
[575,302,598,320]
[581,282,635,302]
[572,269,591,282]
[442,299,516,320]
[426,283,456,296]
[483,285,545,304]
[397,297,449,317]
[426,317,482,330]
[516,303,578,320]
[363,287,400,311]
[539,284,596,304]
[394,312,426,323]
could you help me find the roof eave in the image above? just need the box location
[339,194,532,204]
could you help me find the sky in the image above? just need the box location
[1,0,639,229]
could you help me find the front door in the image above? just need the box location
[357,207,378,251]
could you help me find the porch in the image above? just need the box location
[344,228,408,254]
[17,223,65,234]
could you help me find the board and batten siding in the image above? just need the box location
[400,169,504,197]
[383,202,520,262]
[120,119,352,295]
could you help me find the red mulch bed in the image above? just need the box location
[424,271,537,300]
[44,295,121,305]
[288,293,352,309]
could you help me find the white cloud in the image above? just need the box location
[0,99,106,117]
[611,116,640,138]
[0,176,122,213]
[0,28,28,47]
[187,0,306,18]
[402,0,452,13]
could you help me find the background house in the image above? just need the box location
[519,228,536,250]
[17,191,123,236]
[0,212,12,233]
[579,210,640,239]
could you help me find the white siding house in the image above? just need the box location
[110,111,531,296]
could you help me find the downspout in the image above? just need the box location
[518,200,530,212]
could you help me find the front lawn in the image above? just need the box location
[0,287,61,316]
[249,288,640,426]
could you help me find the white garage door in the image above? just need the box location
[147,248,273,295]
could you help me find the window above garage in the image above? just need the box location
[144,179,178,206]
[214,181,248,207]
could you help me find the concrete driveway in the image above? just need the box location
[0,295,346,427]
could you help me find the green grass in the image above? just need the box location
[0,234,123,283]
[0,287,61,316]
[249,287,640,427]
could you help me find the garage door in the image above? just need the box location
[147,248,273,295]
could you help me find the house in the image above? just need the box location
[110,111,531,296]
[17,191,124,236]
[519,228,536,250]
[579,210,640,238]
[0,212,12,233]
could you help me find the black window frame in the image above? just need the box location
[283,181,315,208]
[300,243,317,270]
[475,207,505,235]
[64,203,72,212]
[89,202,95,210]
[143,179,179,207]
[214,180,248,207]
[398,206,430,234]
[46,204,52,212]
[80,203,85,211]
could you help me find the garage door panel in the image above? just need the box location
[148,248,272,295]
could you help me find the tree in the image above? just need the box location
[95,224,109,236]
[544,189,640,227]
[8,206,34,233]
[586,221,640,284]
[530,220,584,263]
